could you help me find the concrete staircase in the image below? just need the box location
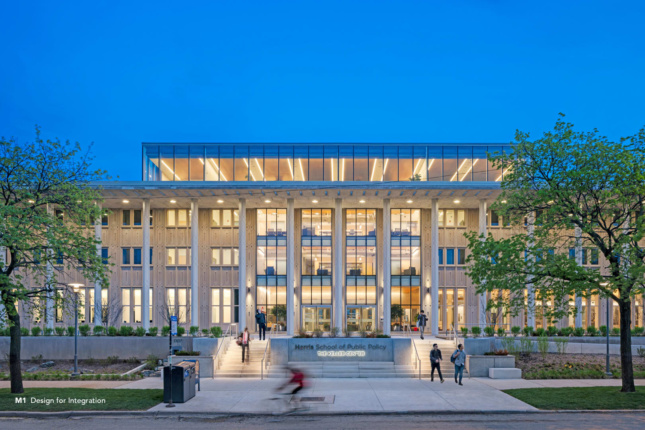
[412,337,468,379]
[268,361,419,378]
[214,338,269,378]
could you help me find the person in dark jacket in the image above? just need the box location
[255,308,267,340]
[416,310,428,339]
[430,343,444,383]
[239,328,250,363]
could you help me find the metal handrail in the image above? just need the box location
[411,338,421,379]
[213,324,237,376]
[261,325,277,380]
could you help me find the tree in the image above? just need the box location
[271,305,287,325]
[465,115,645,392]
[0,128,109,393]
[390,304,404,327]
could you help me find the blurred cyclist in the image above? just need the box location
[275,365,308,408]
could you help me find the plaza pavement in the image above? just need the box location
[126,377,644,414]
[3,377,644,414]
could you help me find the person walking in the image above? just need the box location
[430,343,444,383]
[239,327,250,363]
[451,343,466,386]
[256,308,267,341]
[416,310,428,340]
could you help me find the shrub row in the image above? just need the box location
[460,325,645,338]
[0,325,225,337]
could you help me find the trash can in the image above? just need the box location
[163,361,196,403]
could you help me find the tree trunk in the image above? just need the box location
[8,309,24,394]
[619,300,635,393]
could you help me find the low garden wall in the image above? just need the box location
[0,336,218,360]
[467,355,516,377]
[462,336,643,355]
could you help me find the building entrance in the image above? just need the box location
[346,306,376,332]
[302,306,332,332]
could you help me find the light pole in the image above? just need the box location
[69,283,84,377]
[600,282,612,376]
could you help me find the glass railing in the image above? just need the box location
[143,143,511,182]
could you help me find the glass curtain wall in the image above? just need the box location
[346,209,377,332]
[301,209,333,331]
[144,144,511,182]
[257,209,288,330]
[391,209,421,331]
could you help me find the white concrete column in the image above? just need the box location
[238,199,247,331]
[431,199,439,336]
[333,198,343,331]
[286,198,295,336]
[574,225,583,328]
[382,199,391,335]
[95,203,104,327]
[45,204,54,330]
[190,199,199,327]
[141,200,150,330]
[526,212,536,329]
[478,200,487,329]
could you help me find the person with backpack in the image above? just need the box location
[255,308,267,340]
[416,310,428,340]
[451,343,466,385]
[238,327,250,363]
[430,343,444,383]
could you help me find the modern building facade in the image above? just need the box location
[20,143,645,334]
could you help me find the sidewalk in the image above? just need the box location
[136,377,537,413]
[132,377,645,414]
[3,377,644,414]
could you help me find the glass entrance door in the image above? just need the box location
[346,306,376,332]
[302,306,332,332]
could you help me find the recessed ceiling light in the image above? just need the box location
[170,200,176,204]
[453,199,460,204]
[312,200,318,203]
[122,200,129,204]
[217,199,224,204]
[359,200,366,203]
[406,200,413,204]
[264,199,271,203]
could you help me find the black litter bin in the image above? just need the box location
[163,361,197,403]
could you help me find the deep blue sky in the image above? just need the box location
[2,1,644,180]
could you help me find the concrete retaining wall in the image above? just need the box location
[271,338,411,365]
[462,336,643,356]
[0,336,218,360]
[467,355,515,377]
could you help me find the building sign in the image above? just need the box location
[288,339,392,362]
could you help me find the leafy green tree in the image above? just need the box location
[465,115,645,393]
[0,129,109,393]
[271,305,287,325]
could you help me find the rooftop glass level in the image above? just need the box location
[143,143,511,182]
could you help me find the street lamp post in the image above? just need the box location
[69,283,84,377]
[600,282,612,376]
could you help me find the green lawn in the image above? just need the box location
[504,386,645,410]
[0,388,163,411]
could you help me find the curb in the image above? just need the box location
[2,409,645,419]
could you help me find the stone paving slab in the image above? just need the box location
[143,377,538,413]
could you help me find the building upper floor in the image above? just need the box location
[142,143,512,183]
